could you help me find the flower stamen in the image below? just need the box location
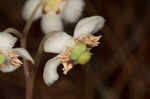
[8,51,23,68]
[62,63,73,75]
[75,34,102,47]
[58,47,73,75]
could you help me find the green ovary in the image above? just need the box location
[70,43,87,60]
[0,55,6,64]
[70,43,92,65]
[77,51,92,65]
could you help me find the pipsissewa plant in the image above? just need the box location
[0,0,105,99]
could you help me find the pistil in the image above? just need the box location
[43,0,64,14]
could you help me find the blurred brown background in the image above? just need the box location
[0,0,150,99]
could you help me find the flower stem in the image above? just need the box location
[21,1,43,99]
[3,28,23,38]
[34,31,58,66]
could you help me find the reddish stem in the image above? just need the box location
[21,0,43,99]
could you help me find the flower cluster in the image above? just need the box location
[1,0,105,91]
[22,0,85,34]
[22,0,105,87]
[43,16,105,86]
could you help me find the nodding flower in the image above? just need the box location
[0,32,34,73]
[22,0,85,34]
[43,16,105,86]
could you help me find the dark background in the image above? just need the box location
[0,0,150,99]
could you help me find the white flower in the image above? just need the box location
[43,16,105,86]
[22,0,85,34]
[0,32,34,73]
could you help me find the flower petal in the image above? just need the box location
[73,16,105,38]
[44,32,74,53]
[58,0,66,12]
[0,32,17,49]
[0,64,17,73]
[41,12,63,34]
[62,0,85,23]
[22,0,42,21]
[12,48,34,64]
[43,56,60,86]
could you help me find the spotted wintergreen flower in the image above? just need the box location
[43,16,105,86]
[0,32,34,73]
[22,0,85,34]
